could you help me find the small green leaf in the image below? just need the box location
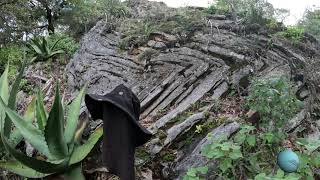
[64,85,87,144]
[196,166,208,174]
[186,168,197,177]
[229,148,243,160]
[45,83,68,159]
[219,158,232,173]
[246,135,256,147]
[69,127,103,165]
[275,169,284,178]
[0,161,48,178]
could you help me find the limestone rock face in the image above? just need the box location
[65,0,320,178]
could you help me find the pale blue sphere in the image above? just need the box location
[277,149,299,173]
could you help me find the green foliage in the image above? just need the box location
[246,76,302,130]
[48,33,79,58]
[0,76,103,178]
[255,169,301,180]
[119,21,155,50]
[0,44,24,77]
[26,36,64,62]
[186,123,319,179]
[183,166,208,180]
[299,8,320,40]
[294,138,320,179]
[277,26,305,44]
[206,0,229,15]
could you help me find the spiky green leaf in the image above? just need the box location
[50,38,63,51]
[0,97,51,157]
[27,40,43,55]
[48,50,64,59]
[0,161,48,178]
[69,127,103,165]
[0,63,10,131]
[10,96,36,147]
[1,130,68,174]
[4,60,27,137]
[45,83,68,159]
[36,89,47,131]
[42,37,49,55]
[64,86,87,144]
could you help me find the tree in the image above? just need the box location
[299,7,320,39]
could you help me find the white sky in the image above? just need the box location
[149,0,320,25]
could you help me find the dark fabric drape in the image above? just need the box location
[103,103,136,180]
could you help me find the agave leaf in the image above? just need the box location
[64,85,87,144]
[0,63,9,130]
[42,37,49,55]
[36,89,47,131]
[51,38,63,51]
[45,83,68,159]
[10,96,36,147]
[1,130,69,174]
[0,63,9,105]
[69,127,103,165]
[0,97,51,157]
[0,161,49,178]
[48,50,64,59]
[4,60,27,137]
[28,40,43,55]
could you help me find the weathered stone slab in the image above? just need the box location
[149,66,229,133]
[175,122,240,179]
[164,112,206,146]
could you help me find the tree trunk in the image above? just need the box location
[45,6,54,34]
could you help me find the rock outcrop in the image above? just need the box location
[65,0,320,178]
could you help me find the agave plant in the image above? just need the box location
[0,67,102,178]
[0,61,28,147]
[27,36,64,62]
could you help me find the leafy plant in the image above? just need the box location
[48,33,79,58]
[26,36,64,62]
[246,76,302,131]
[0,61,27,142]
[255,169,301,180]
[183,166,208,180]
[0,80,103,178]
[0,45,23,75]
[277,26,305,45]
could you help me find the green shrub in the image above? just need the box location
[207,0,229,15]
[246,76,302,131]
[48,33,79,58]
[186,123,319,179]
[0,44,23,77]
[277,26,305,44]
[119,21,155,49]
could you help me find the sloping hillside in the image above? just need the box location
[65,0,320,179]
